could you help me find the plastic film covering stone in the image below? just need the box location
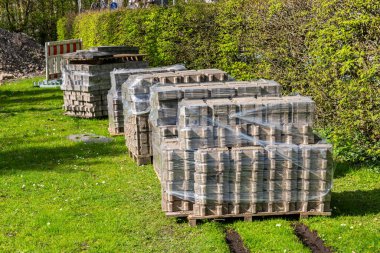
[151,92,333,217]
[108,64,186,135]
[149,79,282,128]
[123,69,231,164]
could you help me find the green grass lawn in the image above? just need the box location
[0,78,379,253]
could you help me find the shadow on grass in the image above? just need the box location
[0,94,62,107]
[0,88,62,108]
[0,141,126,174]
[332,189,380,216]
[0,88,60,98]
[333,162,355,179]
[0,106,61,115]
[334,161,380,180]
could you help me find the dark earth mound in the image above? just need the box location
[0,28,44,82]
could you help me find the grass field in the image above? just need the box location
[0,78,379,253]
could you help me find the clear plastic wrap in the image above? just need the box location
[110,64,186,93]
[149,80,282,128]
[108,64,186,135]
[151,93,333,217]
[122,70,232,162]
[123,69,232,116]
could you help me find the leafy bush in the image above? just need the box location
[306,0,380,163]
[57,0,380,164]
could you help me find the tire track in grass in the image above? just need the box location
[293,222,333,253]
[225,228,250,253]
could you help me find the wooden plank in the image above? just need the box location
[113,54,148,57]
[186,211,331,226]
[187,211,331,220]
[165,211,192,218]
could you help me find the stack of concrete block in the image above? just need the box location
[62,62,148,118]
[192,144,332,217]
[151,81,284,213]
[159,139,196,213]
[61,47,148,118]
[150,81,283,172]
[107,65,186,135]
[177,97,315,148]
[150,80,281,129]
[151,89,333,218]
[122,69,231,165]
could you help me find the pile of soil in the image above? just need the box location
[0,28,44,82]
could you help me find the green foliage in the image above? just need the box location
[57,12,77,41]
[0,0,95,43]
[57,0,380,164]
[306,0,380,163]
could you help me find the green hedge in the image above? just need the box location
[58,0,380,164]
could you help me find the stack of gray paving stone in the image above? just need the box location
[107,65,186,135]
[150,82,333,218]
[61,46,148,118]
[122,69,231,165]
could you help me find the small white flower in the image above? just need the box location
[276,223,282,227]
[47,222,50,226]
[340,224,347,227]
[21,184,26,189]
[102,181,106,184]
[350,226,354,229]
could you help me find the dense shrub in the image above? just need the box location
[57,0,380,164]
[306,0,380,163]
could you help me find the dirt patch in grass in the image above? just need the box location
[225,229,250,253]
[293,223,333,253]
[68,133,113,143]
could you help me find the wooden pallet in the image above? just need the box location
[128,151,152,166]
[109,132,124,137]
[114,53,147,62]
[108,128,124,137]
[165,211,192,218]
[186,211,331,227]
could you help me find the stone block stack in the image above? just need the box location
[150,80,333,219]
[122,69,231,165]
[61,46,148,118]
[107,65,186,135]
[151,80,282,175]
